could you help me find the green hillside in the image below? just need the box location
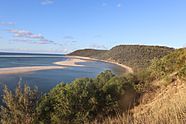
[67,49,107,57]
[149,48,186,80]
[68,45,174,71]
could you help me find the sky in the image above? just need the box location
[0,0,186,53]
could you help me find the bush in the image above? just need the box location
[149,48,186,80]
[0,83,40,124]
[178,65,186,80]
[36,71,138,123]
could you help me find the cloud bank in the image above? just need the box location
[8,29,55,44]
[0,22,16,26]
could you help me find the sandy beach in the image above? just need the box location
[65,56,134,73]
[0,56,133,75]
[54,57,90,67]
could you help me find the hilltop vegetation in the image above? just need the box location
[68,45,174,71]
[68,49,107,57]
[149,48,186,79]
[0,48,185,124]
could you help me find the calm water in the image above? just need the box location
[0,54,126,97]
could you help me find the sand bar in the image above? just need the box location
[0,66,65,75]
[0,57,89,75]
[54,57,89,67]
[0,56,133,75]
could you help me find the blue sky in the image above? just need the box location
[0,0,185,53]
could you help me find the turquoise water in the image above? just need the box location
[0,54,126,96]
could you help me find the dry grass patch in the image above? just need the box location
[93,78,186,124]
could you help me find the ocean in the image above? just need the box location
[0,53,126,97]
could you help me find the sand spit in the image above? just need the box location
[0,57,89,75]
[54,57,90,67]
[65,56,134,73]
[0,66,65,75]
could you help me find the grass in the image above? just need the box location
[92,77,186,124]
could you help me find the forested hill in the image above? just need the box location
[68,45,174,71]
[67,49,107,57]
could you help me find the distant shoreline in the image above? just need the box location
[0,56,133,75]
[65,56,134,73]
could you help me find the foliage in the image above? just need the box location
[0,83,40,124]
[36,71,137,124]
[178,65,186,80]
[149,48,186,79]
[98,80,186,124]
[68,49,107,57]
[94,48,186,124]
[69,45,174,71]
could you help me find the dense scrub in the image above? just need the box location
[36,71,139,123]
[149,48,186,80]
[68,45,174,71]
[0,84,40,124]
[68,49,107,57]
[0,71,140,124]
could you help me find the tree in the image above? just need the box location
[36,71,137,123]
[0,83,40,124]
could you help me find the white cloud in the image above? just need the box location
[89,44,107,49]
[7,29,59,45]
[183,43,186,48]
[41,0,54,5]
[0,22,16,26]
[59,48,69,53]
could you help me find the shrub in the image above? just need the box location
[36,71,138,123]
[178,65,186,80]
[149,48,186,80]
[0,83,40,124]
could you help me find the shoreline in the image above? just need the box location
[0,56,133,75]
[0,57,89,75]
[65,56,134,73]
